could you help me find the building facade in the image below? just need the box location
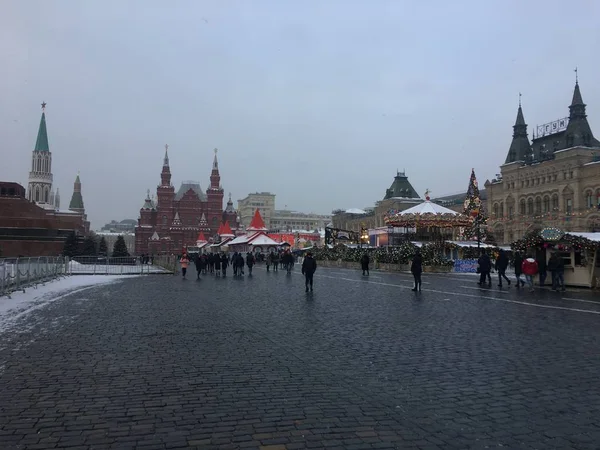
[332,171,422,232]
[269,210,331,232]
[100,219,137,233]
[237,192,276,230]
[486,80,600,244]
[134,148,239,255]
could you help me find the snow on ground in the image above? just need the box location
[0,275,129,333]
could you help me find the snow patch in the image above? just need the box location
[0,275,129,333]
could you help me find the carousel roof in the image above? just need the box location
[384,196,472,228]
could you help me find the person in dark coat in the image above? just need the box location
[495,249,510,287]
[302,252,317,292]
[536,251,547,286]
[208,253,215,274]
[214,253,221,277]
[360,253,370,276]
[283,251,294,274]
[513,252,525,287]
[477,250,492,287]
[194,254,202,280]
[221,253,229,277]
[246,252,255,276]
[237,253,245,275]
[410,251,423,292]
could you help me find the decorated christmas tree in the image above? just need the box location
[112,235,130,257]
[462,169,488,242]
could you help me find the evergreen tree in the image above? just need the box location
[81,236,98,256]
[98,237,108,256]
[112,235,130,257]
[462,169,489,242]
[62,232,79,257]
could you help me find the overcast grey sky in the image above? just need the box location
[1,0,599,229]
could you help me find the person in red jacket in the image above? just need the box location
[521,255,538,293]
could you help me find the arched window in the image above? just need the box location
[519,199,526,216]
[586,192,594,209]
[44,187,49,203]
[535,197,542,215]
[527,198,534,215]
[31,158,34,172]
[493,204,499,218]
[162,215,167,225]
[499,203,504,218]
[35,186,40,202]
[552,195,559,211]
[543,196,550,213]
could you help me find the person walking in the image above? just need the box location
[495,249,511,287]
[246,252,255,276]
[521,255,538,293]
[180,253,190,279]
[302,251,317,292]
[537,252,548,287]
[361,253,370,276]
[411,251,423,292]
[214,252,221,277]
[477,250,492,287]
[194,253,202,280]
[221,253,229,277]
[547,252,558,289]
[554,253,566,291]
[513,252,525,288]
[266,251,272,272]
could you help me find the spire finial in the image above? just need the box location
[165,144,169,152]
[146,188,150,198]
[214,148,218,155]
[518,92,522,107]
[574,66,578,83]
[41,101,47,112]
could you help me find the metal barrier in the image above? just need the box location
[68,256,175,275]
[0,255,177,297]
[0,256,69,297]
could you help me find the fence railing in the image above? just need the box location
[0,255,178,297]
[68,256,176,275]
[0,256,69,297]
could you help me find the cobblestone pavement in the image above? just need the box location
[2,264,600,449]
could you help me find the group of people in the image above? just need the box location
[477,249,566,292]
[178,250,318,292]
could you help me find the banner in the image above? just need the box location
[454,259,478,273]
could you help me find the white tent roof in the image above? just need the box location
[345,208,367,214]
[568,232,600,242]
[447,240,495,248]
[249,234,280,246]
[399,200,461,216]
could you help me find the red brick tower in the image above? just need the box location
[206,148,224,237]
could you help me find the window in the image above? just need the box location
[508,206,514,219]
[499,203,504,218]
[44,188,49,203]
[162,215,167,225]
[543,197,550,213]
[566,198,573,215]
[519,200,526,215]
[586,192,594,208]
[35,186,40,202]
[570,171,574,179]
[493,204,499,218]
[552,195,559,211]
[527,198,534,215]
[535,198,541,214]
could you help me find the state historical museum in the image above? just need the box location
[134,147,239,255]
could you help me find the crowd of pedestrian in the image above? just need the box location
[178,250,318,292]
[477,249,566,293]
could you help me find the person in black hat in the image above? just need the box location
[301,251,317,292]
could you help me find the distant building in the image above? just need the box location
[332,171,422,232]
[134,148,239,255]
[432,189,488,215]
[237,192,276,230]
[486,79,600,244]
[100,219,137,233]
[269,210,331,232]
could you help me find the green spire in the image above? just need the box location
[69,173,84,211]
[34,103,50,152]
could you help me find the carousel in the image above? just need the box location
[384,190,473,243]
